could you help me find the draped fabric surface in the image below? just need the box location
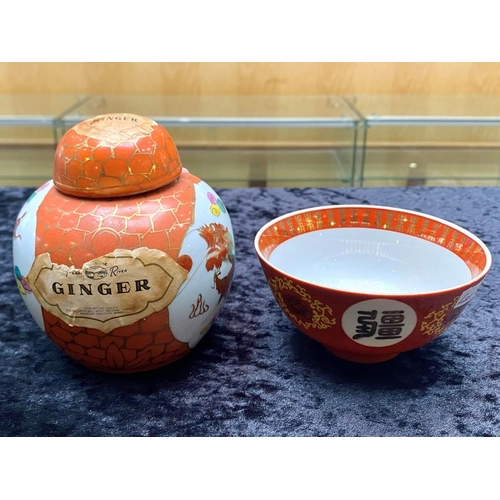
[1,185,498,437]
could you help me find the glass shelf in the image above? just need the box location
[2,94,500,188]
[58,95,357,128]
[345,94,500,186]
[56,95,360,187]
[346,94,500,124]
[0,145,56,187]
[0,94,90,187]
[0,94,89,144]
[177,147,354,188]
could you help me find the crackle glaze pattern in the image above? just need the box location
[53,114,182,198]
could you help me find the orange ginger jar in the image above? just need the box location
[13,113,235,373]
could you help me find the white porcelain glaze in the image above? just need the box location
[269,227,472,294]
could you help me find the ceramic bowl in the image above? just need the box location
[255,205,491,363]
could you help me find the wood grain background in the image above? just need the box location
[2,62,500,147]
[1,62,499,95]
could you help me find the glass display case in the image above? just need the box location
[0,94,88,186]
[2,94,500,188]
[345,94,500,187]
[57,95,360,188]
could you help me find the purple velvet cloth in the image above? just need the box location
[1,185,498,436]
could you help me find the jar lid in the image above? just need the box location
[53,113,183,198]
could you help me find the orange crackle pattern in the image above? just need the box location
[34,174,197,373]
[54,116,182,198]
[43,309,189,372]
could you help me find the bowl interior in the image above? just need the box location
[256,205,490,295]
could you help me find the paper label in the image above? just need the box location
[74,113,155,142]
[27,247,187,333]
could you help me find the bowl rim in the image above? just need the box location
[254,204,492,299]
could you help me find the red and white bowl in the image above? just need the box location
[255,205,492,363]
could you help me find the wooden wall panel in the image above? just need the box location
[1,62,500,95]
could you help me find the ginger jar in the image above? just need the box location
[13,113,235,373]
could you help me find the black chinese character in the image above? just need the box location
[354,310,378,339]
[375,310,404,339]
